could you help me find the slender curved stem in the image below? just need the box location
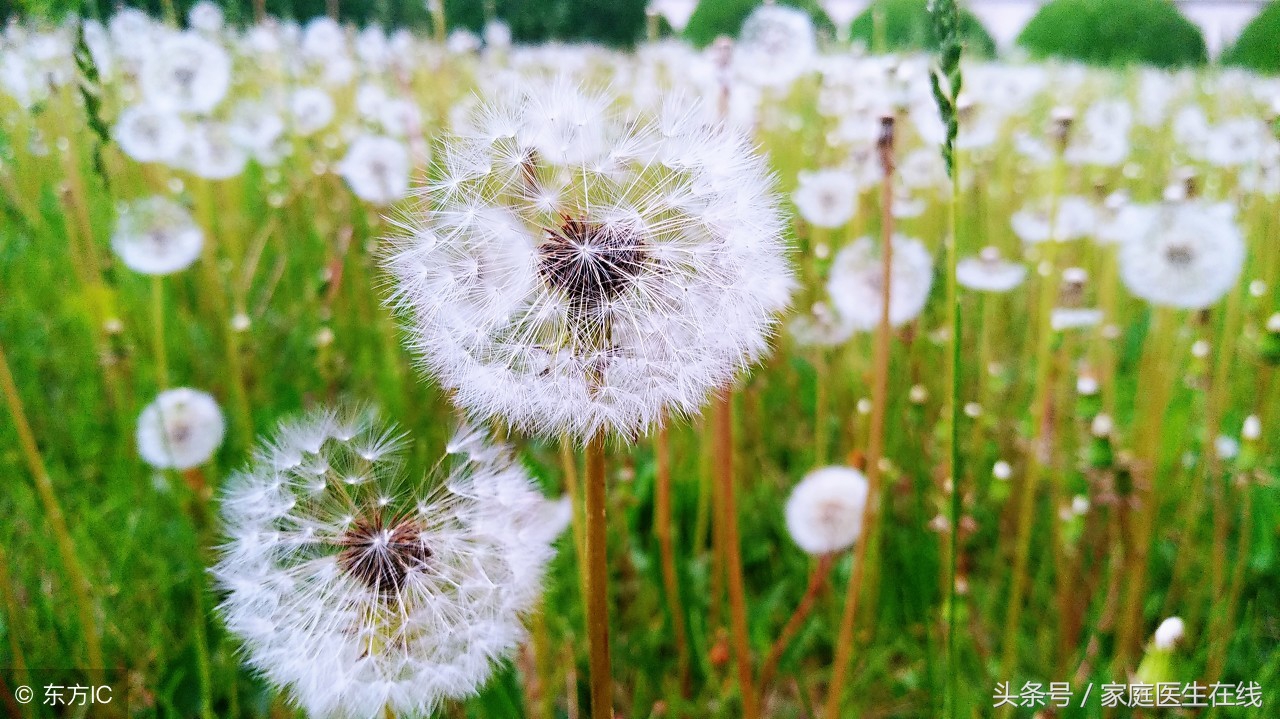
[584,433,613,719]
[759,554,833,697]
[0,340,104,688]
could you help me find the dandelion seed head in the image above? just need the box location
[136,388,225,470]
[1119,200,1245,310]
[827,236,933,331]
[112,196,204,275]
[784,466,868,555]
[956,247,1027,293]
[385,82,792,440]
[214,409,562,719]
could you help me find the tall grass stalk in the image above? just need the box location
[823,114,896,719]
[1000,114,1069,694]
[0,339,105,689]
[926,2,965,712]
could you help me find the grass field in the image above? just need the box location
[1,6,1278,718]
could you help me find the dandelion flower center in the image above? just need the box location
[1164,243,1194,267]
[337,513,432,594]
[538,216,646,308]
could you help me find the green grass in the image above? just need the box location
[1,35,1279,719]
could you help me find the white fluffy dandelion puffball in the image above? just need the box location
[827,235,934,331]
[1118,200,1245,311]
[385,82,793,441]
[112,196,204,275]
[785,465,869,555]
[214,409,564,719]
[136,388,225,470]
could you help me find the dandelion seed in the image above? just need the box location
[139,32,230,114]
[136,388,225,470]
[114,105,187,164]
[992,460,1012,481]
[214,410,562,719]
[734,4,816,89]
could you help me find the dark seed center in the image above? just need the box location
[337,514,431,594]
[1165,244,1194,267]
[538,216,645,308]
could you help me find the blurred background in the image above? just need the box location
[3,0,1280,72]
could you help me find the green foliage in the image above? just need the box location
[1223,0,1280,74]
[4,0,648,46]
[682,0,832,48]
[1017,0,1208,68]
[847,0,995,59]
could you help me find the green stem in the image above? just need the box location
[945,137,963,719]
[999,144,1066,696]
[0,339,105,689]
[152,275,169,390]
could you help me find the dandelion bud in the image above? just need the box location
[992,460,1012,481]
[1153,616,1185,650]
[1071,495,1090,516]
[909,384,928,405]
[1091,413,1113,438]
[314,327,334,347]
[784,466,868,555]
[1242,414,1261,441]
[1261,313,1280,364]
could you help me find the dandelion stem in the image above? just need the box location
[583,432,613,719]
[653,423,691,696]
[1115,308,1179,670]
[712,391,758,719]
[0,339,104,689]
[152,275,169,390]
[824,115,896,719]
[759,553,833,698]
